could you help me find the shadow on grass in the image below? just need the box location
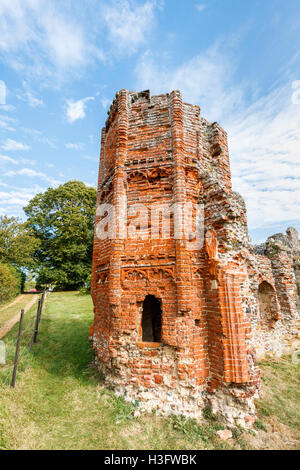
[32,294,95,384]
[0,292,96,387]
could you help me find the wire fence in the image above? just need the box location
[0,287,52,388]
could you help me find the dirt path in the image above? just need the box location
[0,295,25,312]
[0,296,38,339]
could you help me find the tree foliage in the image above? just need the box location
[24,180,97,290]
[0,216,40,268]
[0,263,23,304]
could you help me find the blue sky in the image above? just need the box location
[0,0,300,244]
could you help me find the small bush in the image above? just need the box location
[232,427,243,439]
[99,389,136,424]
[259,406,271,417]
[203,405,218,421]
[254,419,267,431]
[79,274,91,295]
[172,415,224,444]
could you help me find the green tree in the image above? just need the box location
[0,263,23,304]
[0,216,40,268]
[24,180,97,290]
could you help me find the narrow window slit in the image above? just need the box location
[141,295,162,342]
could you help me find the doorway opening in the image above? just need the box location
[258,281,280,328]
[141,295,162,342]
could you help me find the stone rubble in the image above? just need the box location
[216,430,233,441]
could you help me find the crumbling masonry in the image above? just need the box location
[90,89,300,427]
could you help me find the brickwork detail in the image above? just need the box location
[91,89,300,427]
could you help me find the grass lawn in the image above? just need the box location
[0,294,37,329]
[0,291,299,450]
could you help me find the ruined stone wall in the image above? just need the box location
[91,89,299,427]
[248,228,300,358]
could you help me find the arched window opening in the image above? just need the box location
[258,281,280,329]
[141,295,162,342]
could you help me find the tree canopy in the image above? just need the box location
[24,180,97,290]
[0,216,40,268]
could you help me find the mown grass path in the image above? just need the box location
[0,295,25,312]
[0,294,38,338]
[0,291,299,450]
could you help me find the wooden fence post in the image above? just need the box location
[38,288,46,324]
[30,299,41,350]
[11,309,24,388]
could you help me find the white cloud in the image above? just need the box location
[0,114,17,124]
[83,181,97,188]
[20,158,36,166]
[22,127,56,148]
[0,104,15,112]
[135,46,300,233]
[0,119,15,132]
[0,1,158,84]
[135,46,243,122]
[5,168,42,177]
[66,97,95,123]
[17,91,44,108]
[0,189,36,207]
[41,5,86,69]
[0,81,15,111]
[83,155,98,162]
[1,138,30,151]
[65,143,84,151]
[101,97,111,109]
[4,167,62,186]
[0,183,48,217]
[0,154,18,165]
[227,83,300,230]
[26,92,43,108]
[103,0,160,53]
[0,114,17,131]
[0,0,104,83]
[0,80,6,105]
[195,3,206,12]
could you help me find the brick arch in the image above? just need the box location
[127,170,148,185]
[258,281,281,329]
[134,285,176,346]
[257,273,275,289]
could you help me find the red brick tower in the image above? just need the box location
[90,89,260,425]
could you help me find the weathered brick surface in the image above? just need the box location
[90,89,299,427]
